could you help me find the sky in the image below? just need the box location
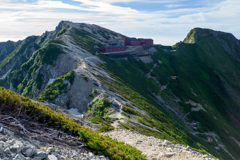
[0,0,239,45]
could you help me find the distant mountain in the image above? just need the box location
[0,40,20,61]
[0,21,240,160]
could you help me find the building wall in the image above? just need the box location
[101,47,126,53]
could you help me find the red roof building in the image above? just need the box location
[138,38,153,45]
[124,37,141,46]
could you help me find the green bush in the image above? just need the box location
[88,99,115,132]
[38,71,75,100]
[39,42,63,65]
[57,28,67,37]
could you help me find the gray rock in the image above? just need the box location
[88,152,94,159]
[3,143,11,150]
[33,152,48,160]
[21,146,37,157]
[5,129,14,136]
[10,144,21,153]
[14,153,25,160]
[186,146,191,151]
[0,146,6,157]
[136,140,143,144]
[4,148,11,154]
[7,139,16,145]
[202,154,208,158]
[0,136,8,142]
[99,155,107,160]
[0,141,6,148]
[0,124,5,134]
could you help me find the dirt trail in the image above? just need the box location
[102,130,215,160]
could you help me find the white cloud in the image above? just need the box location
[0,0,239,45]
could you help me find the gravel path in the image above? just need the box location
[102,129,216,160]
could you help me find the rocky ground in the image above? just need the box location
[0,124,108,160]
[102,129,216,160]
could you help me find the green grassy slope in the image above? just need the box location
[158,43,240,159]
[0,36,38,71]
[96,29,240,159]
[98,55,216,157]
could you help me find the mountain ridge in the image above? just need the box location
[0,21,240,160]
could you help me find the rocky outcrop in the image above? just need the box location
[0,125,109,160]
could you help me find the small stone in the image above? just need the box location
[99,155,107,160]
[88,152,94,158]
[162,140,171,146]
[164,152,175,158]
[202,154,208,158]
[186,146,191,150]
[48,155,58,160]
[33,152,48,160]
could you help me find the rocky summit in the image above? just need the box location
[0,21,240,160]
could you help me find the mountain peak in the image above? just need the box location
[184,27,238,44]
[183,27,240,61]
[56,20,73,31]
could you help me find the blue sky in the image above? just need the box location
[0,0,239,45]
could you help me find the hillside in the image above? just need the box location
[0,21,240,160]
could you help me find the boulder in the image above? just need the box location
[21,146,37,157]
[10,144,21,153]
